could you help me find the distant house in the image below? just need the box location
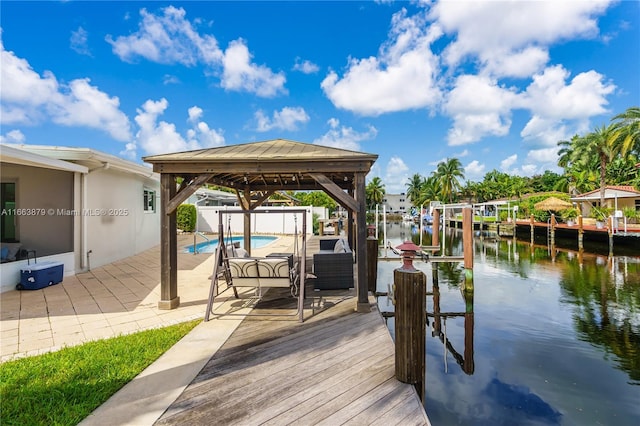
[1,144,160,293]
[571,185,640,218]
[186,187,238,207]
[382,193,412,215]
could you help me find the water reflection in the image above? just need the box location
[429,268,475,375]
[377,222,640,425]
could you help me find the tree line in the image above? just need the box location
[365,106,640,209]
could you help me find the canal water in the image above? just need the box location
[376,222,640,426]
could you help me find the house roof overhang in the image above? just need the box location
[571,186,640,201]
[4,144,157,180]
[1,144,88,173]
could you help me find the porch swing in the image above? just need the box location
[204,208,308,322]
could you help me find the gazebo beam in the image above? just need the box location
[152,161,369,174]
[166,174,214,214]
[309,172,358,212]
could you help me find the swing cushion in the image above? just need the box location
[228,257,291,288]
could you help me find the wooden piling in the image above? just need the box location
[550,213,556,246]
[463,207,473,292]
[608,216,614,255]
[432,209,440,247]
[394,266,426,401]
[530,214,535,244]
[367,226,378,294]
[578,215,584,250]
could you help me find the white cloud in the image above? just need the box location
[430,0,612,77]
[455,149,469,158]
[293,57,319,74]
[445,74,518,145]
[188,106,203,122]
[106,6,222,66]
[526,147,561,165]
[221,40,287,97]
[520,164,540,176]
[321,8,442,115]
[107,6,286,97]
[384,156,410,193]
[163,74,180,85]
[500,154,518,172]
[70,26,91,56]
[124,98,224,157]
[520,65,615,121]
[464,160,485,181]
[254,107,309,132]
[0,129,26,144]
[313,118,377,151]
[0,38,131,141]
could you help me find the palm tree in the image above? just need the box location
[612,106,640,156]
[406,173,424,207]
[419,174,441,205]
[366,177,385,210]
[435,158,465,203]
[575,124,619,205]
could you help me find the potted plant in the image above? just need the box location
[623,207,639,224]
[561,207,579,226]
[590,206,611,229]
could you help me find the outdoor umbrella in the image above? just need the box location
[534,196,572,211]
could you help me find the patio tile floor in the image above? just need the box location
[0,234,297,362]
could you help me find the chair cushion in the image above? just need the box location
[333,239,345,253]
[257,258,290,278]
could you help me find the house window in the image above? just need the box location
[144,189,156,213]
[635,200,640,212]
[1,182,17,241]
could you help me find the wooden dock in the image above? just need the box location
[155,287,430,425]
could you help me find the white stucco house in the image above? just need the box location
[571,185,640,218]
[0,144,160,293]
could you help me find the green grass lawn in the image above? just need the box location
[0,319,200,426]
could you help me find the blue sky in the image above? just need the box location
[1,1,639,192]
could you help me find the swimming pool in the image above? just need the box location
[184,235,277,254]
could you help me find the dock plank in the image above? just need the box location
[154,289,429,426]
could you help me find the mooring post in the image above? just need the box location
[393,241,426,402]
[578,215,584,250]
[463,207,474,292]
[530,214,535,244]
[608,216,614,255]
[432,209,440,248]
[367,225,378,294]
[550,213,556,246]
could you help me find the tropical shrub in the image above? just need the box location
[560,207,579,222]
[532,209,550,222]
[623,207,639,223]
[177,204,197,232]
[590,206,612,221]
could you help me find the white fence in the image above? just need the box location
[196,206,314,235]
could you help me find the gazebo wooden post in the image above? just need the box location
[354,172,369,312]
[347,187,354,246]
[159,173,179,310]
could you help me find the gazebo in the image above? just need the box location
[143,139,378,314]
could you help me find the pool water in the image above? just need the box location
[377,223,640,425]
[184,235,277,253]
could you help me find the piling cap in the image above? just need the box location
[396,240,421,252]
